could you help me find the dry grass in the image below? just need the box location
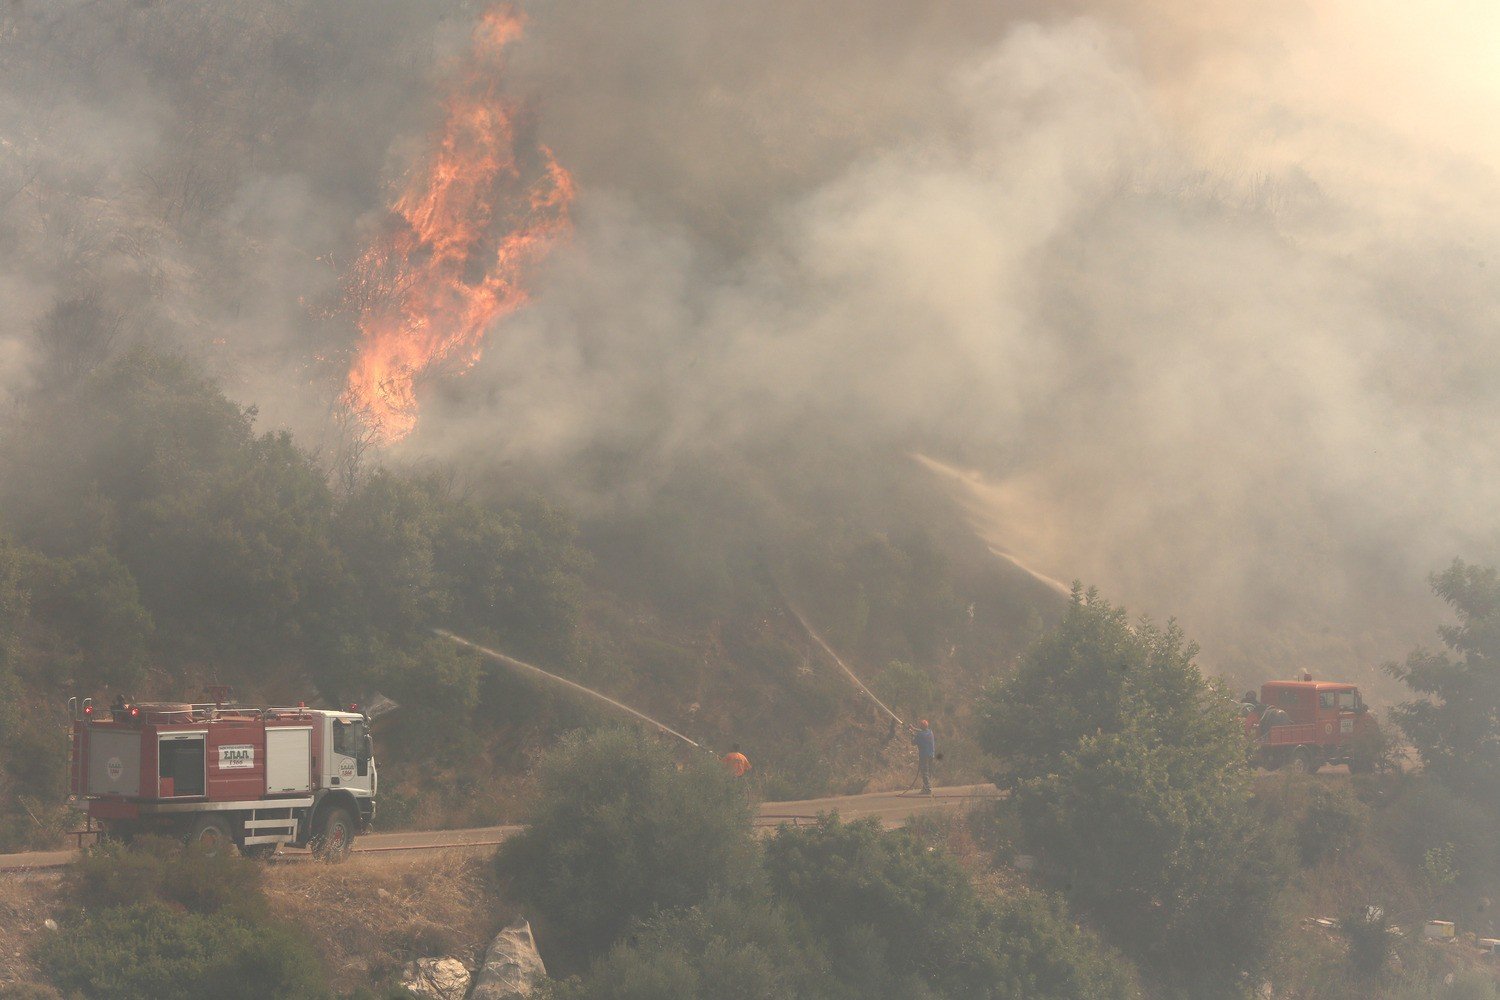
[0,872,63,991]
[262,851,512,986]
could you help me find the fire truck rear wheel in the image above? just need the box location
[186,815,234,857]
[312,806,355,863]
[101,821,136,846]
[1291,747,1319,774]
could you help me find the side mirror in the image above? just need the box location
[356,732,373,778]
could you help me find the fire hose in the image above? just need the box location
[781,601,946,796]
[783,602,906,728]
[433,629,712,754]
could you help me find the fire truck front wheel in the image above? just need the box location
[312,806,355,863]
[186,815,234,857]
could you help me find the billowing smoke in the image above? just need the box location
[405,1,1500,683]
[5,1,1500,686]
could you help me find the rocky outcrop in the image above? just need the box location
[398,956,471,1000]
[469,920,547,999]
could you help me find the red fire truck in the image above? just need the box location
[68,697,377,861]
[1242,677,1379,773]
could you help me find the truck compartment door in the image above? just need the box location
[85,729,142,797]
[158,733,206,797]
[266,727,313,794]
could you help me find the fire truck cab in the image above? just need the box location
[68,698,376,861]
[1243,678,1378,773]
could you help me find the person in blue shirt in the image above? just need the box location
[909,720,936,795]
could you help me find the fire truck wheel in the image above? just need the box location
[1291,747,1319,774]
[186,815,234,857]
[312,806,355,863]
[102,821,136,846]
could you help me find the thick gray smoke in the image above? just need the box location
[5,1,1499,686]
[404,1,1500,684]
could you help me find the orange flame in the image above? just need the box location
[343,6,573,441]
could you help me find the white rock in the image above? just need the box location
[399,956,471,1000]
[42,919,58,931]
[471,920,547,999]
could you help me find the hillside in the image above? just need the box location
[0,346,1066,842]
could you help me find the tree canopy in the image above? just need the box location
[496,728,759,970]
[0,347,586,846]
[1385,559,1500,806]
[978,588,1285,998]
[510,731,1136,1000]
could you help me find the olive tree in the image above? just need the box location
[496,729,758,970]
[1385,559,1500,809]
[979,588,1286,997]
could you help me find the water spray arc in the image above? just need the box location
[432,629,709,753]
[783,602,906,728]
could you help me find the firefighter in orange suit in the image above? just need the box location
[722,744,752,777]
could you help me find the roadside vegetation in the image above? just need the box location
[4,565,1498,998]
[28,838,328,1000]
[497,728,1138,1000]
[973,584,1500,998]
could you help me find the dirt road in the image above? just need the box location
[0,784,999,872]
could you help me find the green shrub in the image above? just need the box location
[21,546,153,692]
[374,788,418,831]
[66,836,264,918]
[542,895,839,1000]
[765,816,1138,1000]
[1390,970,1500,1000]
[0,984,64,1000]
[1296,781,1370,865]
[36,837,328,1000]
[1423,843,1459,890]
[0,711,72,851]
[1379,779,1498,891]
[1385,560,1500,808]
[979,590,1285,997]
[873,660,938,722]
[37,901,327,1000]
[751,743,832,802]
[1341,905,1391,980]
[496,729,758,970]
[625,636,699,691]
[378,637,483,758]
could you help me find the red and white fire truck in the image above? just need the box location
[1242,677,1380,773]
[68,696,376,861]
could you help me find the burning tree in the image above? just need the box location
[343,5,573,442]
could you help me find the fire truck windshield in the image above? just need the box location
[1319,691,1359,710]
[333,718,365,757]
